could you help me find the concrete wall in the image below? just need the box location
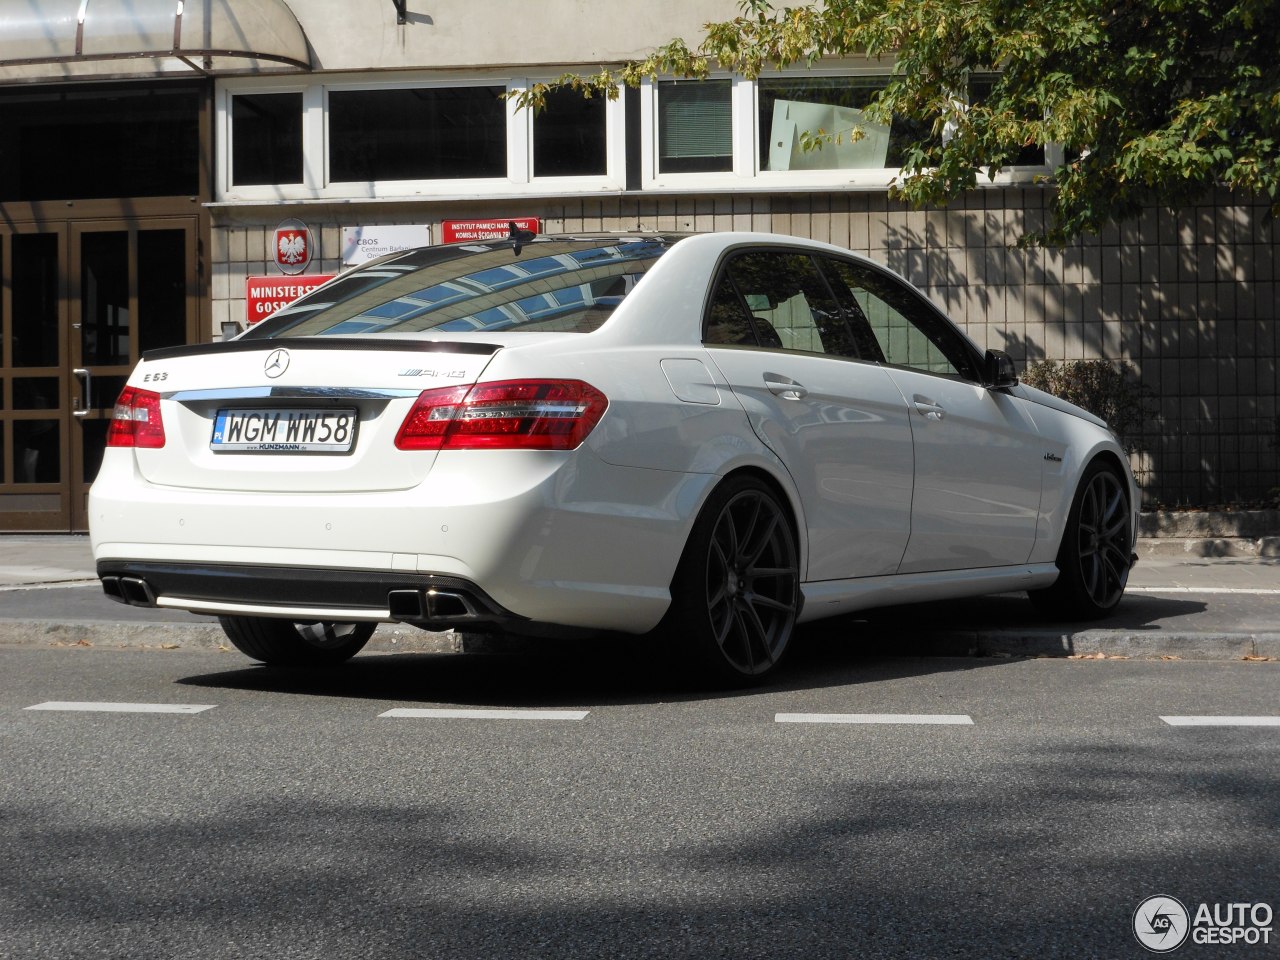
[298,0,740,71]
[210,187,1280,506]
[0,0,738,83]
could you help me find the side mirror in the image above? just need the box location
[984,349,1018,389]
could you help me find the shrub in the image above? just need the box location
[1021,359,1155,452]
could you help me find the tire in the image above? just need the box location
[1030,460,1133,620]
[218,616,375,667]
[660,475,800,685]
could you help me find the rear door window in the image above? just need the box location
[704,250,863,358]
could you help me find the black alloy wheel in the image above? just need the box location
[1031,461,1133,619]
[1074,466,1133,608]
[218,616,375,666]
[665,476,800,683]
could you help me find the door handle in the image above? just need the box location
[913,395,945,421]
[764,373,807,400]
[73,368,91,418]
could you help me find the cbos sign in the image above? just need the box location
[341,225,432,266]
[274,218,313,275]
[441,218,540,244]
[246,275,334,324]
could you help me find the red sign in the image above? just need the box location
[274,218,312,275]
[441,218,540,244]
[246,275,334,324]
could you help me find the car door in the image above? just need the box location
[702,248,914,581]
[820,256,1044,573]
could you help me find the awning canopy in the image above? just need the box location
[0,0,311,83]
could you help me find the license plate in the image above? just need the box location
[211,408,357,453]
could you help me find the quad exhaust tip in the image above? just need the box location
[101,576,157,607]
[387,588,481,622]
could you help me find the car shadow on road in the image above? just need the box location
[174,639,1004,708]
[173,593,1191,708]
[845,591,1208,633]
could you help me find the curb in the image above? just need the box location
[879,630,1280,662]
[0,621,460,655]
[4,619,1277,663]
[1138,509,1280,540]
[1136,536,1280,559]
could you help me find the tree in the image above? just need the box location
[521,0,1280,244]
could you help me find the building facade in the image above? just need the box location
[0,0,1275,530]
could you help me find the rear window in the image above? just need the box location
[244,238,675,340]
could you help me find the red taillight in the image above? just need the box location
[395,379,607,451]
[106,386,166,448]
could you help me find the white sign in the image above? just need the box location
[341,225,432,265]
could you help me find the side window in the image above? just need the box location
[821,257,979,380]
[704,251,861,357]
[705,277,757,346]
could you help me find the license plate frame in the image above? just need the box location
[210,407,358,454]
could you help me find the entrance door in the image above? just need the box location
[0,218,198,531]
[0,227,68,530]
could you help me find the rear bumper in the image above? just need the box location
[89,446,714,634]
[97,559,516,631]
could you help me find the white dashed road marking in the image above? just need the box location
[25,701,216,714]
[19,704,1276,727]
[379,708,590,720]
[775,713,974,725]
[1128,586,1280,596]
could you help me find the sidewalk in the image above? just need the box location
[1,534,1277,661]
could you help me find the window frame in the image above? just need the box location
[963,72,1062,174]
[217,79,318,199]
[215,65,1057,203]
[752,67,922,187]
[640,74,755,190]
[217,71,627,202]
[323,78,511,191]
[515,78,625,188]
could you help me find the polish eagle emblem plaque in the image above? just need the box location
[274,219,312,276]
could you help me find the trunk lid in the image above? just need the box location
[130,337,498,492]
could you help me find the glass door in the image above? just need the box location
[0,218,197,531]
[70,220,198,530]
[0,226,71,530]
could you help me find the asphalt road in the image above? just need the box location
[2,642,1276,959]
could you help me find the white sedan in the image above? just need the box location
[90,231,1137,683]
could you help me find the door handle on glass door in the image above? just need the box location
[73,368,92,418]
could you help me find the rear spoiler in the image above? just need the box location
[142,337,501,363]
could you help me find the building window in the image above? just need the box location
[658,79,732,174]
[0,84,200,201]
[533,87,607,177]
[231,93,303,186]
[328,86,507,182]
[967,75,1047,167]
[215,68,1052,200]
[758,77,929,172]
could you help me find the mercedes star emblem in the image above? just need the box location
[264,348,290,378]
